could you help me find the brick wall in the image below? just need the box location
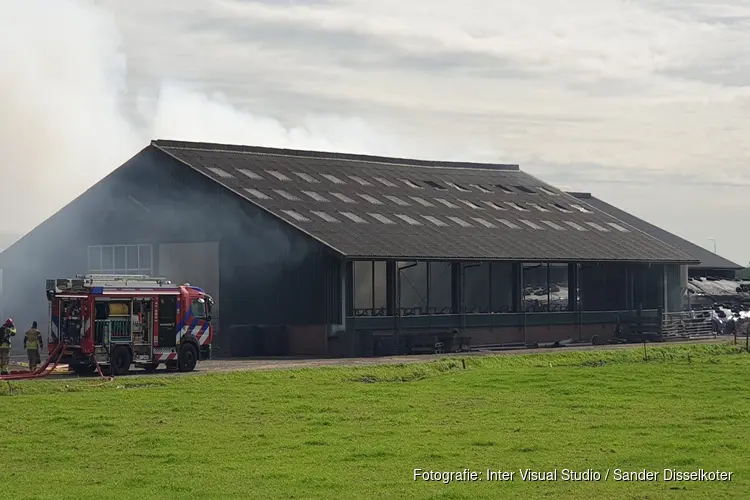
[287,325,327,356]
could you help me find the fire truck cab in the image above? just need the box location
[46,274,213,376]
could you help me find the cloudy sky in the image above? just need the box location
[1,0,749,265]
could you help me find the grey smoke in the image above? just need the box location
[0,0,418,240]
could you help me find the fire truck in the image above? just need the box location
[46,274,213,376]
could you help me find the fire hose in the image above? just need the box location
[0,342,67,380]
[0,343,113,381]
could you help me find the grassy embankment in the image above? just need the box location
[1,343,749,499]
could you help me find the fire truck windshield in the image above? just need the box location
[191,298,208,319]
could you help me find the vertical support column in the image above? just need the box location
[628,265,635,312]
[488,263,493,314]
[426,262,432,315]
[339,259,347,329]
[386,261,396,316]
[344,261,354,319]
[451,262,462,315]
[662,264,669,313]
[567,263,578,311]
[512,263,523,312]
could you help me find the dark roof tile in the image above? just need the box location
[568,192,741,270]
[153,140,697,263]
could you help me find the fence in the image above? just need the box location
[661,311,716,339]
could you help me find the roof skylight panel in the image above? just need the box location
[540,220,565,230]
[401,179,423,189]
[435,198,459,208]
[459,199,484,209]
[238,168,263,180]
[330,192,356,203]
[421,215,448,227]
[446,216,473,227]
[348,175,373,186]
[281,210,310,222]
[339,212,369,223]
[292,172,319,183]
[243,188,271,200]
[563,221,588,231]
[496,218,521,229]
[368,213,396,224]
[607,222,630,232]
[585,221,610,232]
[506,202,529,211]
[519,219,545,230]
[273,189,301,201]
[374,177,398,187]
[482,201,507,211]
[321,173,346,185]
[357,193,384,205]
[310,210,341,223]
[471,184,493,193]
[570,203,593,214]
[393,214,422,226]
[302,191,329,202]
[410,196,434,207]
[529,203,551,212]
[445,181,470,192]
[206,167,234,178]
[265,170,291,181]
[472,217,497,228]
[383,195,410,206]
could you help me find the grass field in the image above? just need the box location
[1,343,749,499]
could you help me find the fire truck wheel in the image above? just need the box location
[178,343,198,372]
[111,346,132,376]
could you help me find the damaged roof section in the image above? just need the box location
[152,140,698,263]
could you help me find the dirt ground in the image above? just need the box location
[7,337,729,379]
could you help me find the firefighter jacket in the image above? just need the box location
[0,325,16,348]
[24,328,43,350]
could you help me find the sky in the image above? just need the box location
[1,0,749,265]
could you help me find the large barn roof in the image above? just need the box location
[152,140,697,263]
[567,192,742,271]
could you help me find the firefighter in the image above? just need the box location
[0,318,17,375]
[24,321,43,373]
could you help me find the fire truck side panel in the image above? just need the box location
[46,276,213,371]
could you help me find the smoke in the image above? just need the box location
[0,0,413,239]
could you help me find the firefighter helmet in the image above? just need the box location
[3,318,13,328]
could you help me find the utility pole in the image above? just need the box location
[708,238,717,253]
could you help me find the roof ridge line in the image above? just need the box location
[151,140,520,172]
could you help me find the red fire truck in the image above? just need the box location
[46,274,213,376]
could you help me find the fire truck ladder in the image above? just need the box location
[79,274,176,286]
[48,274,178,293]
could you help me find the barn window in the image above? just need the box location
[88,245,153,275]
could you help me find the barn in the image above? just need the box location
[567,192,743,279]
[0,140,697,357]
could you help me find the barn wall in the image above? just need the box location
[158,242,220,313]
[0,146,343,357]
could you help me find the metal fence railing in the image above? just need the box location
[661,311,716,338]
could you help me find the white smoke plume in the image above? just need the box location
[0,0,412,242]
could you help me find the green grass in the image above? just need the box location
[1,343,749,499]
